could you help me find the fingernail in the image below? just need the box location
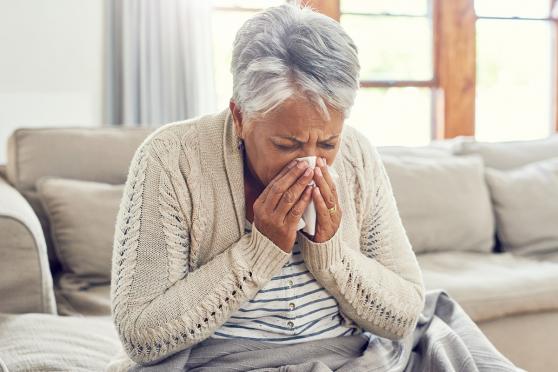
[304,167,312,176]
[315,167,322,177]
[321,157,327,166]
[288,160,297,168]
[297,160,308,169]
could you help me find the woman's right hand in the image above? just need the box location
[253,159,314,253]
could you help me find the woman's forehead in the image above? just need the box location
[253,99,343,134]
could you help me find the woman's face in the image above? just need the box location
[230,97,344,188]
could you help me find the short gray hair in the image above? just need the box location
[230,3,360,122]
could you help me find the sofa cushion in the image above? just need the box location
[378,145,452,158]
[418,251,558,322]
[528,250,558,263]
[5,126,153,272]
[382,155,495,254]
[453,134,558,170]
[36,177,124,285]
[0,313,121,372]
[484,157,558,257]
[54,273,111,317]
[377,136,464,159]
[6,127,153,191]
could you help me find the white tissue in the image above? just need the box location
[294,156,339,236]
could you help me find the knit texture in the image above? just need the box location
[209,218,365,342]
[110,108,425,366]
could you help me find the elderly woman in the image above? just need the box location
[109,3,426,370]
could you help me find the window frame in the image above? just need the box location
[310,0,558,138]
[338,1,437,144]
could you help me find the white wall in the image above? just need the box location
[0,0,104,165]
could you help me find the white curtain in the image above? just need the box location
[105,0,217,126]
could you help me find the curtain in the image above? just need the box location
[105,0,217,127]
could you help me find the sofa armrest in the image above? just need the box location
[0,176,56,314]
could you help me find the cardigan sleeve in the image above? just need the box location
[110,138,291,366]
[299,134,425,340]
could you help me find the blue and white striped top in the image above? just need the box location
[209,218,366,343]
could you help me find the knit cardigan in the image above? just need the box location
[110,107,425,366]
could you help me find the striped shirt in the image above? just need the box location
[209,219,368,343]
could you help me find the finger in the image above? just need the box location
[319,157,338,199]
[313,161,336,209]
[276,166,314,216]
[312,186,332,222]
[266,160,310,210]
[285,184,313,225]
[258,159,298,204]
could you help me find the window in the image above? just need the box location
[340,0,435,146]
[475,0,554,141]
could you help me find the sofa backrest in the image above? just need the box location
[378,138,498,255]
[378,134,558,255]
[5,126,154,274]
[453,134,558,170]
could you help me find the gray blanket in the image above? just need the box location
[130,290,523,372]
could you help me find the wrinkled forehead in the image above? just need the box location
[249,98,344,138]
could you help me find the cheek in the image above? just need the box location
[260,154,299,185]
[248,142,302,184]
[323,148,340,166]
[252,151,291,186]
[261,161,287,185]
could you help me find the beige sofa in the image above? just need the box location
[0,126,557,372]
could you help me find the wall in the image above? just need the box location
[0,0,104,165]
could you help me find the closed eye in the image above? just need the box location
[275,143,335,151]
[275,144,298,151]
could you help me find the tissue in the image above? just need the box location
[294,156,339,236]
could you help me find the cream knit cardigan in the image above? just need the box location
[110,107,425,366]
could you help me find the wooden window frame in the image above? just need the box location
[307,0,558,138]
[307,0,473,140]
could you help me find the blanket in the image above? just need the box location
[128,290,523,372]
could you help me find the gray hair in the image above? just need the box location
[230,3,360,122]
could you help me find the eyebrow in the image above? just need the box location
[273,134,339,144]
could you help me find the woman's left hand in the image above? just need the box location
[309,157,342,243]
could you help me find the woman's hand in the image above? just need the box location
[309,156,342,243]
[253,159,314,253]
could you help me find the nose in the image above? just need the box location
[295,155,318,168]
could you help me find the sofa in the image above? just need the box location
[0,125,557,372]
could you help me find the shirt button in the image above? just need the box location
[289,302,295,310]
[287,321,294,329]
[287,280,294,287]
